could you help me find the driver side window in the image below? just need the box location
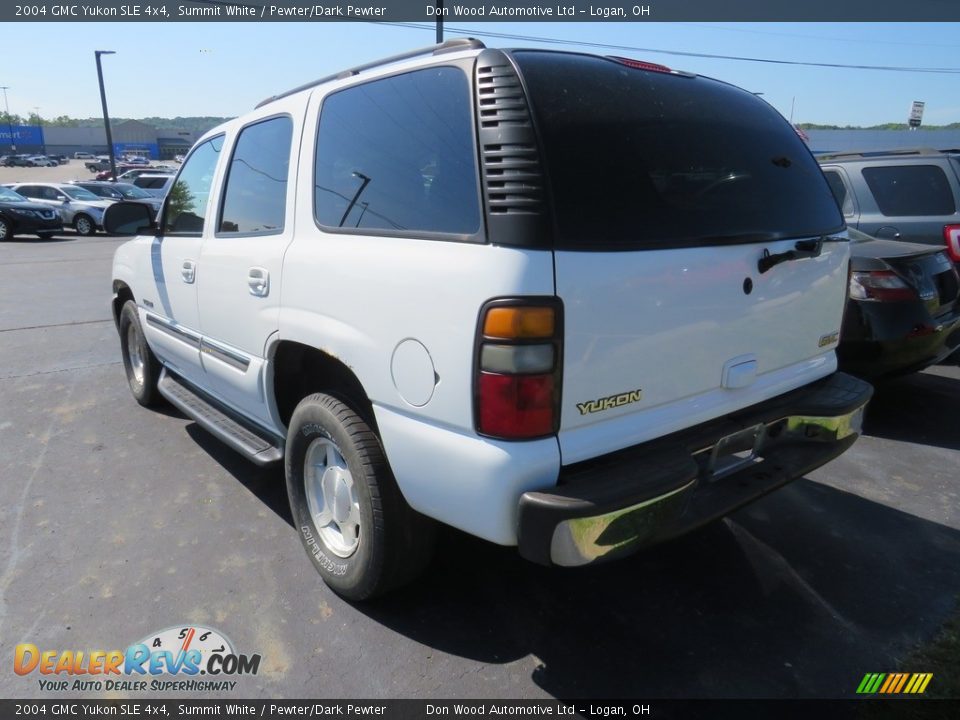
[163,136,223,236]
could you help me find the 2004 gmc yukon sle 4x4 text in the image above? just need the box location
[107,40,872,600]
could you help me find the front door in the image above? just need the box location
[138,135,225,387]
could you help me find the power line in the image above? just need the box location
[374,21,960,74]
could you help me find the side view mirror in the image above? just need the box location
[104,201,157,236]
[57,196,69,203]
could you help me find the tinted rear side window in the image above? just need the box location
[513,51,843,249]
[314,66,481,237]
[861,165,956,217]
[822,170,855,217]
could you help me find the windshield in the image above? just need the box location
[0,187,27,202]
[61,186,101,201]
[513,51,844,249]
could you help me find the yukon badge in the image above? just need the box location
[576,389,643,415]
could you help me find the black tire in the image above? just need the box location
[118,300,162,407]
[0,216,11,241]
[285,393,435,600]
[73,213,96,236]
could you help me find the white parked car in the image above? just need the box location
[26,155,57,167]
[107,40,871,600]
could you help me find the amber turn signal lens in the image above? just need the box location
[483,307,555,339]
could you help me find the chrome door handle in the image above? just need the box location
[247,267,269,297]
[181,260,196,283]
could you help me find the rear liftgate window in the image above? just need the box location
[512,51,843,249]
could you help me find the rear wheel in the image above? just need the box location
[285,393,434,600]
[119,300,162,407]
[0,217,11,241]
[73,214,95,236]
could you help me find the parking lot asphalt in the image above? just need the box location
[1,226,958,700]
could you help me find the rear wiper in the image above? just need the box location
[758,236,843,274]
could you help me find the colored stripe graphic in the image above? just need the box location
[857,672,932,694]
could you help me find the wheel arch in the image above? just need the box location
[270,340,379,434]
[112,280,135,330]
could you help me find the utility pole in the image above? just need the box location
[95,50,118,181]
[34,106,45,155]
[436,1,443,43]
[0,86,14,153]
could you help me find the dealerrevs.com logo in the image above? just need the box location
[14,625,261,692]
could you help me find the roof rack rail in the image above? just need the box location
[255,38,486,109]
[815,147,943,161]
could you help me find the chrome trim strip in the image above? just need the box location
[200,338,251,372]
[145,313,200,349]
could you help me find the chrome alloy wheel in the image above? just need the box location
[126,323,145,386]
[304,437,361,558]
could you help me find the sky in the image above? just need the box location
[2,21,959,127]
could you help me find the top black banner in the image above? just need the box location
[4,0,960,22]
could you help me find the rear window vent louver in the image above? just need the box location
[474,51,549,247]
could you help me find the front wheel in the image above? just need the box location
[285,393,435,600]
[0,217,11,241]
[73,214,96,236]
[118,300,162,407]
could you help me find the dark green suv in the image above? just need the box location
[818,148,960,263]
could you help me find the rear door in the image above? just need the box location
[196,104,301,426]
[513,51,849,463]
[855,162,960,246]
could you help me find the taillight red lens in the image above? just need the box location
[478,373,554,439]
[849,270,916,302]
[944,224,960,262]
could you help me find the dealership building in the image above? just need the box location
[0,120,205,159]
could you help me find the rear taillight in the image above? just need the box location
[475,300,562,440]
[944,224,960,262]
[849,270,916,302]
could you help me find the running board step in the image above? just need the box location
[158,371,283,465]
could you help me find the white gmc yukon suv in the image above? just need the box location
[108,40,872,600]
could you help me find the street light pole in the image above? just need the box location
[95,50,117,181]
[0,86,14,153]
[34,106,45,155]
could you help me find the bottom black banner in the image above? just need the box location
[1,699,957,720]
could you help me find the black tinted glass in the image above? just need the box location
[314,67,480,236]
[823,170,854,216]
[164,137,223,236]
[862,165,955,217]
[514,52,843,248]
[219,116,293,234]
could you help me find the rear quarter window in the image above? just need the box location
[313,66,481,239]
[513,51,843,249]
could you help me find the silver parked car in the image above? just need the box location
[132,174,174,198]
[68,181,163,218]
[4,182,113,236]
